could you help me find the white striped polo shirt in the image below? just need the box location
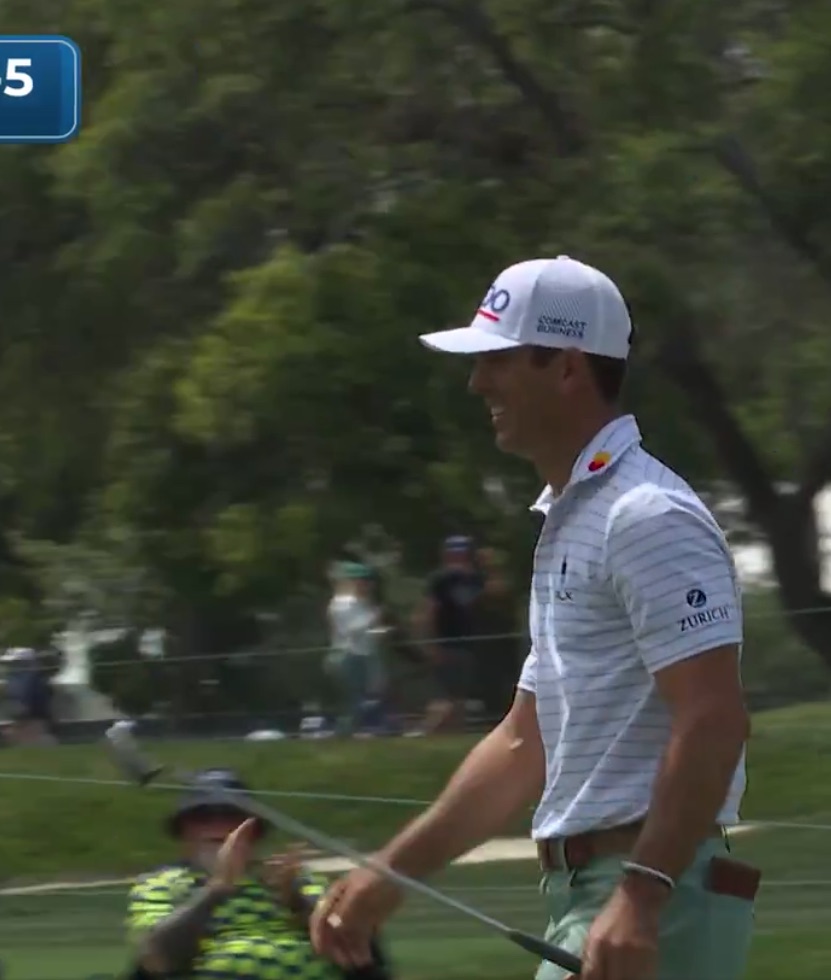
[518,414,746,840]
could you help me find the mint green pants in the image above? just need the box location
[536,838,755,980]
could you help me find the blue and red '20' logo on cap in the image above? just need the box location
[477,285,511,322]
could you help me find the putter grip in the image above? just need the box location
[507,929,581,975]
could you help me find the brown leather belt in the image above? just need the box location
[536,820,725,873]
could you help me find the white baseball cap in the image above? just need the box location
[419,256,632,359]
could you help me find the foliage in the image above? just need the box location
[3,0,831,694]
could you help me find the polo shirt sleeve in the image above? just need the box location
[605,486,742,673]
[517,646,538,693]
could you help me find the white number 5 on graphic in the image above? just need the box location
[3,59,33,97]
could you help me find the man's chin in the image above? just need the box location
[494,429,520,455]
[494,430,536,463]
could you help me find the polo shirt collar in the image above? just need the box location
[531,414,642,514]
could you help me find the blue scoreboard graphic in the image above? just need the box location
[0,36,81,144]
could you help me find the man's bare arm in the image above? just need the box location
[377,688,544,878]
[627,644,749,898]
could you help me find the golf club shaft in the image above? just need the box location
[107,723,509,927]
[207,780,578,973]
[104,725,582,975]
[206,777,513,929]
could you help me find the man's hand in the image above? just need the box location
[578,876,666,980]
[261,843,320,908]
[310,865,403,967]
[208,818,260,895]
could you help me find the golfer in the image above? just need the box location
[310,256,759,980]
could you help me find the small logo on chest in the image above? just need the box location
[554,557,573,602]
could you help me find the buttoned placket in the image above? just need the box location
[532,485,581,659]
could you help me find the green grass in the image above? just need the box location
[5,934,830,980]
[2,851,831,979]
[1,699,831,881]
[2,699,831,977]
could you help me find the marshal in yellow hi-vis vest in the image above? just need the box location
[128,862,338,980]
[124,767,389,980]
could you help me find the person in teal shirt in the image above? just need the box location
[325,562,388,736]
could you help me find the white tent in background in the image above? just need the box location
[723,485,831,592]
[50,627,123,722]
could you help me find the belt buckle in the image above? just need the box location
[538,838,564,873]
[563,834,589,872]
[539,832,601,873]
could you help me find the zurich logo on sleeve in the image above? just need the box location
[686,588,707,609]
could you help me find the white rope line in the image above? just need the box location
[3,770,831,832]
[0,769,432,806]
[78,602,831,668]
[0,821,827,897]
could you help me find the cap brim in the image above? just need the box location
[419,325,520,354]
[167,794,269,836]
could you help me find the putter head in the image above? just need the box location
[105,721,165,786]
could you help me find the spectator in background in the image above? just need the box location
[411,536,483,736]
[325,561,387,737]
[0,647,56,745]
[360,568,399,735]
[472,547,521,723]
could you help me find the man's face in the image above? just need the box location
[181,809,248,872]
[443,547,470,570]
[468,347,572,460]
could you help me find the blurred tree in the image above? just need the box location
[1,0,831,693]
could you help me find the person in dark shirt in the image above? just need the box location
[2,648,56,745]
[470,547,521,723]
[412,536,483,735]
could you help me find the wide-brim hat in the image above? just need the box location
[166,768,269,839]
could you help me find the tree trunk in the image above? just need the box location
[449,0,831,671]
[765,495,831,662]
[658,333,831,670]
